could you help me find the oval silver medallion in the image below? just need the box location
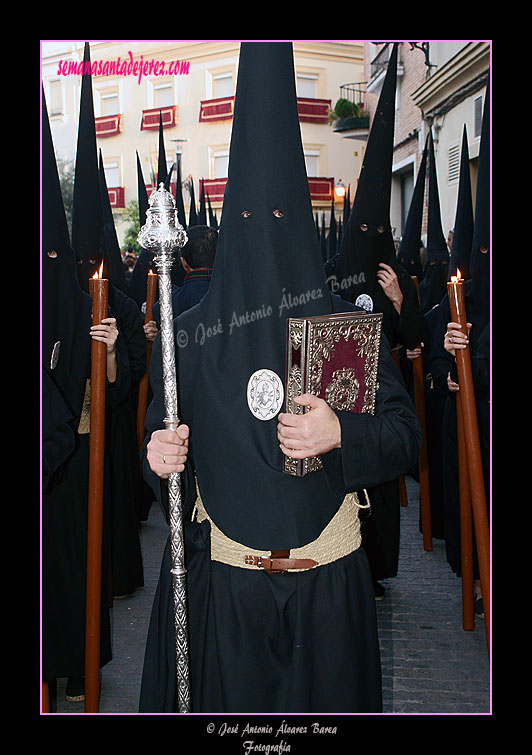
[247,368,284,421]
[50,340,61,370]
[355,293,373,313]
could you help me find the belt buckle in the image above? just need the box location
[243,555,280,573]
[244,554,263,568]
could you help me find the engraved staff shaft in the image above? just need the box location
[138,184,190,712]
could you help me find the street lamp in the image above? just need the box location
[334,178,346,200]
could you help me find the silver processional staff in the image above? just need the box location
[137,183,190,713]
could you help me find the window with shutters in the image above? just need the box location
[448,143,460,184]
[474,95,483,138]
[49,80,63,116]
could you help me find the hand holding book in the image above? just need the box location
[277,393,341,460]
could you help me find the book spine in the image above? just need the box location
[283,318,306,476]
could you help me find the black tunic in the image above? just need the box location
[42,322,131,681]
[106,286,146,596]
[138,293,422,713]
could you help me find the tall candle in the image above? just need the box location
[447,270,490,653]
[145,268,158,323]
[85,265,108,712]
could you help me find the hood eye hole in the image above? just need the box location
[241,210,252,218]
[273,209,284,218]
[360,223,368,231]
[480,245,488,254]
[47,250,58,258]
[377,225,385,233]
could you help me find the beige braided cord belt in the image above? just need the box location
[192,488,370,573]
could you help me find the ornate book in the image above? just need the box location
[284,311,383,476]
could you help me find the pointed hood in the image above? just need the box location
[449,125,474,281]
[185,42,340,549]
[397,134,428,281]
[206,189,218,229]
[336,42,399,309]
[327,199,337,260]
[156,111,168,186]
[136,150,149,226]
[198,179,207,224]
[342,184,351,227]
[468,73,490,327]
[320,212,327,263]
[99,150,129,293]
[337,216,343,254]
[175,159,188,230]
[42,86,92,416]
[128,152,155,308]
[188,178,198,226]
[418,129,450,312]
[164,161,175,193]
[71,42,106,291]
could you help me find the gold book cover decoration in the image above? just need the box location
[284,311,383,476]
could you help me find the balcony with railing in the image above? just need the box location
[330,82,369,136]
[201,176,335,204]
[368,42,404,91]
[95,114,121,137]
[198,96,331,124]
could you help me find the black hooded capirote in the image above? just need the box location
[449,125,474,281]
[188,177,198,227]
[175,159,188,230]
[99,150,129,294]
[178,41,359,551]
[137,150,149,224]
[71,43,106,290]
[397,134,428,282]
[336,43,399,309]
[42,87,92,417]
[418,129,450,313]
[156,111,168,186]
[334,43,422,350]
[42,83,115,683]
[327,199,337,260]
[139,41,421,714]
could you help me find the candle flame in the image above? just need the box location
[92,261,104,280]
[450,268,462,284]
[148,269,155,276]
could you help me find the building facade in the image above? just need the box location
[41,40,490,249]
[41,40,365,245]
[358,41,490,246]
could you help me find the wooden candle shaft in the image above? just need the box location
[457,393,474,631]
[85,277,108,712]
[448,281,490,652]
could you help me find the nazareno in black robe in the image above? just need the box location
[42,83,130,683]
[138,42,422,713]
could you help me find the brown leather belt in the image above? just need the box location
[244,549,318,573]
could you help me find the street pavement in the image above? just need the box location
[52,476,491,716]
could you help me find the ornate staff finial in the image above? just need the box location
[137,183,188,259]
